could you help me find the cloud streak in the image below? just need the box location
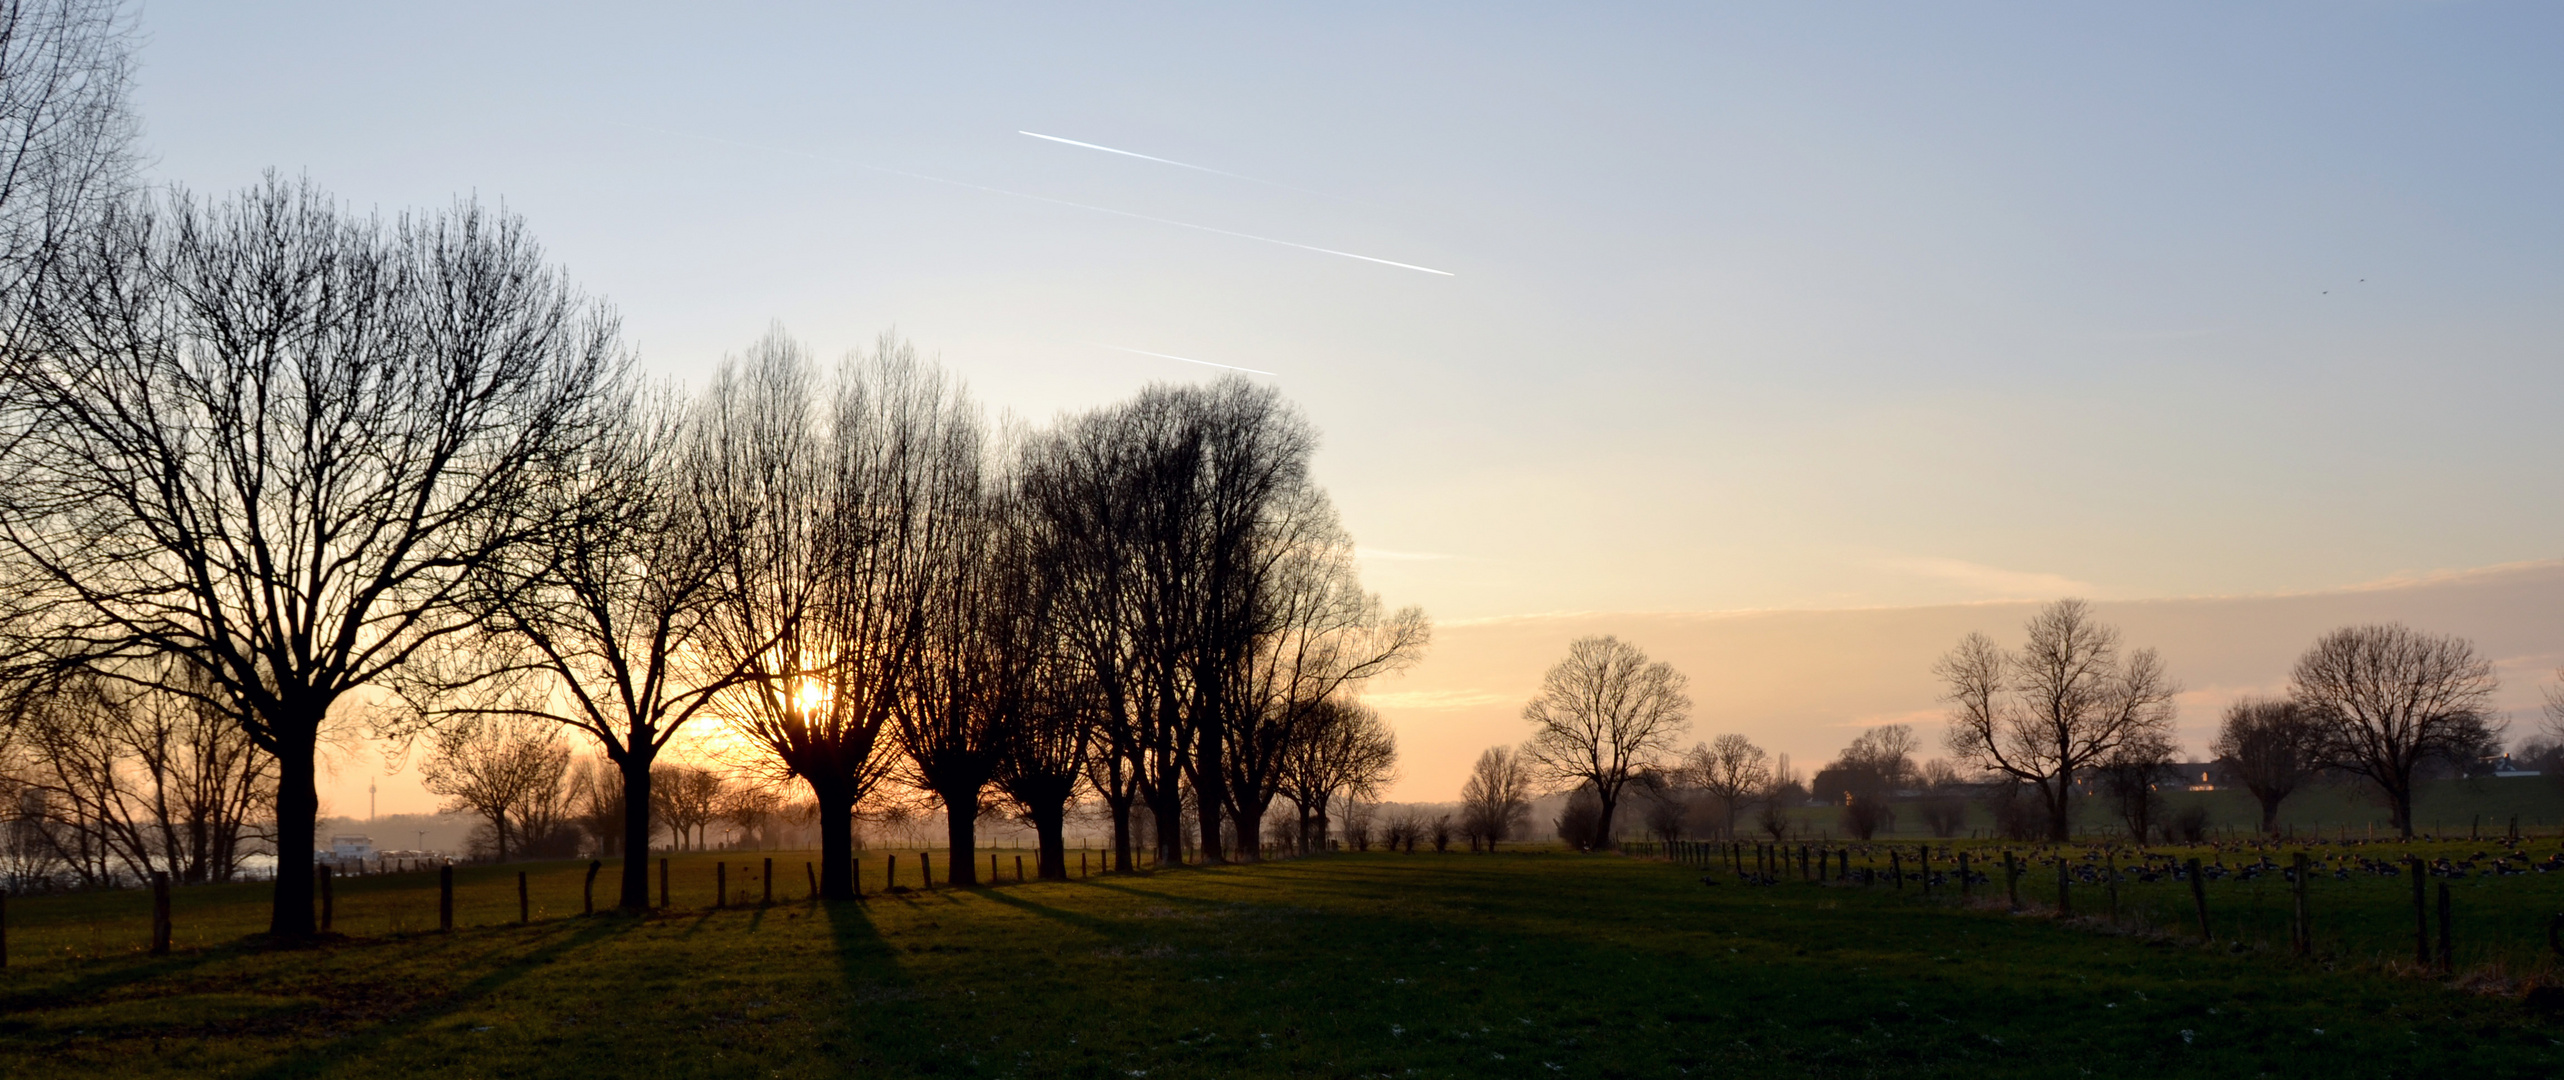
[611,122,1452,276]
[1082,342,1275,376]
[1019,130,1257,181]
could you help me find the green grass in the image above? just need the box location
[1770,776,2564,841]
[3,848,2561,1078]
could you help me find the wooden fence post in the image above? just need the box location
[992,852,999,884]
[841,860,850,900]
[2004,852,2019,911]
[1889,851,1903,890]
[1919,845,1931,894]
[2106,856,2119,922]
[1081,852,1088,878]
[518,871,529,924]
[764,857,773,905]
[923,852,934,890]
[319,865,334,931]
[2409,858,2429,967]
[1,890,9,968]
[888,853,898,891]
[2055,860,2070,919]
[1837,848,1849,882]
[716,863,727,909]
[439,865,454,931]
[2437,881,2453,975]
[585,860,601,915]
[659,857,670,909]
[1959,852,1972,899]
[2291,853,2308,955]
[150,871,171,955]
[1016,855,1025,882]
[2187,858,2210,941]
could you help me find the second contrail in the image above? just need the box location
[610,122,1452,276]
[1019,131,1254,180]
[1083,343,1276,376]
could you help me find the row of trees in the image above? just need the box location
[413,714,774,863]
[1466,600,2515,850]
[0,0,1422,935]
[1939,599,2501,841]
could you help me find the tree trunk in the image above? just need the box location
[1232,802,1261,862]
[270,741,318,939]
[2259,793,2282,835]
[1194,733,1226,866]
[1031,803,1068,879]
[942,792,979,886]
[1594,787,1619,851]
[619,756,655,910]
[1150,785,1185,866]
[2046,778,2072,842]
[813,783,855,900]
[1108,794,1133,871]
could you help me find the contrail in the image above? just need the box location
[1083,342,1276,376]
[608,122,1452,277]
[1018,131,1256,180]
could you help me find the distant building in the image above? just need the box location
[325,834,375,863]
[2153,761,2235,793]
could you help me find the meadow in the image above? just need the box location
[3,844,2562,1079]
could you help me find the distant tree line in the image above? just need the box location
[1468,600,2528,850]
[0,0,1424,935]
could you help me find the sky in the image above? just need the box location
[122,2,2564,811]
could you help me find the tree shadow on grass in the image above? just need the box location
[0,945,236,1015]
[1078,879,1235,909]
[819,899,900,972]
[975,886,1121,935]
[236,918,634,1080]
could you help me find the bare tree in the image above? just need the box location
[1019,378,1341,868]
[1015,411,1153,870]
[0,0,136,314]
[1687,734,1770,839]
[695,333,972,899]
[1755,753,1801,841]
[649,764,725,852]
[989,653,1090,879]
[987,486,1089,880]
[430,385,759,907]
[4,662,272,885]
[1276,697,1396,852]
[897,465,1013,887]
[564,755,627,857]
[0,178,624,936]
[1219,487,1426,861]
[1340,796,1377,852]
[715,781,787,850]
[1520,635,1691,850]
[1457,745,1532,851]
[2212,697,2318,835]
[1912,759,1968,838]
[2091,727,2176,842]
[1632,768,1692,845]
[1937,599,2178,841]
[420,715,570,863]
[2290,624,2499,839]
[1815,724,1921,821]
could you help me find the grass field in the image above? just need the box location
[3,846,2561,1078]
[1763,775,2564,841]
